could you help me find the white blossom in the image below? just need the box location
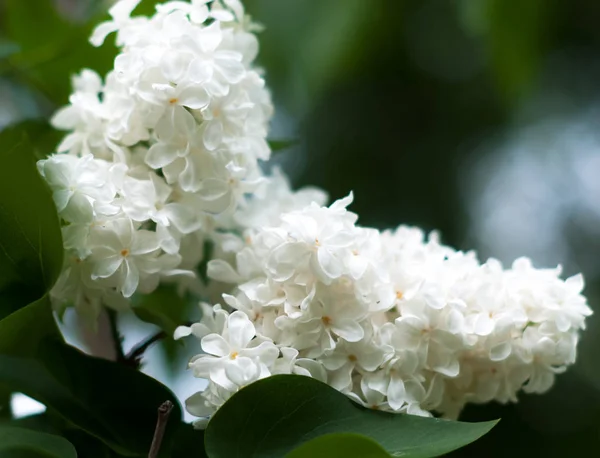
[180,194,592,426]
[36,0,591,429]
[42,0,274,320]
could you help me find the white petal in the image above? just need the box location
[146,143,179,169]
[474,313,495,336]
[174,326,192,340]
[131,231,160,255]
[328,363,353,392]
[189,356,214,377]
[197,178,229,201]
[228,311,255,350]
[92,255,122,279]
[89,22,118,47]
[224,357,259,386]
[207,260,241,283]
[321,352,348,371]
[199,21,222,52]
[201,334,230,357]
[565,273,584,293]
[179,157,200,192]
[216,57,245,84]
[387,376,407,411]
[490,342,512,361]
[243,342,279,366]
[331,320,364,342]
[62,193,93,223]
[432,358,460,378]
[185,392,214,418]
[358,349,385,372]
[201,120,223,151]
[316,248,343,280]
[179,86,210,110]
[211,366,237,391]
[188,59,213,84]
[121,261,139,298]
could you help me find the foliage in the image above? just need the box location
[1,0,117,104]
[0,123,63,319]
[205,374,496,458]
[0,425,77,458]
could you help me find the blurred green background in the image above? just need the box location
[2,0,600,455]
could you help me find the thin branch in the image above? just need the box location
[149,401,174,458]
[125,330,167,367]
[124,321,194,368]
[106,309,126,364]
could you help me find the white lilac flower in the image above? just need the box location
[41,0,274,319]
[37,154,121,224]
[88,218,180,298]
[179,193,592,426]
[37,0,592,430]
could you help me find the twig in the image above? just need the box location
[124,321,194,368]
[125,330,167,367]
[149,401,174,458]
[106,309,126,364]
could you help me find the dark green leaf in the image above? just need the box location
[1,120,63,160]
[0,298,183,457]
[0,425,76,458]
[0,297,57,357]
[13,413,123,458]
[2,0,118,104]
[205,374,497,458]
[171,423,207,458]
[0,124,63,319]
[9,413,64,436]
[62,428,117,458]
[286,433,390,458]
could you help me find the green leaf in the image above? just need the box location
[15,412,125,458]
[61,428,117,458]
[1,120,63,160]
[2,0,118,104]
[204,374,497,458]
[9,413,64,436]
[287,433,390,458]
[132,285,190,337]
[0,425,76,458]
[0,124,63,319]
[0,297,57,357]
[0,298,183,456]
[171,423,207,458]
